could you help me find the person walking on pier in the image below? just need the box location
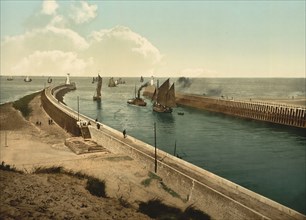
[123,129,127,138]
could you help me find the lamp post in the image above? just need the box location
[77,96,79,121]
[5,131,8,147]
[154,122,157,173]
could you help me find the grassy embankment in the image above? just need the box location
[12,91,42,118]
[0,164,211,219]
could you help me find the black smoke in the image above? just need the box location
[138,82,149,98]
[176,77,192,89]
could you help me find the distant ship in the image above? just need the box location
[24,76,32,82]
[92,76,98,83]
[108,77,116,87]
[47,77,52,83]
[116,78,125,85]
[152,78,176,113]
[140,76,144,82]
[93,75,102,101]
[127,82,149,106]
[7,76,13,81]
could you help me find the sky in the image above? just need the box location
[0,0,305,78]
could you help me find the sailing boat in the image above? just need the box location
[93,75,103,101]
[152,78,176,113]
[108,77,116,87]
[47,77,52,83]
[127,82,149,106]
[24,76,32,82]
[140,76,144,82]
[7,76,13,81]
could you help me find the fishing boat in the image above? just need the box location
[7,76,13,81]
[152,78,176,113]
[127,82,149,106]
[140,76,144,82]
[117,78,125,84]
[108,77,116,87]
[24,76,32,82]
[47,77,52,83]
[93,75,102,101]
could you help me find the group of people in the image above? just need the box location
[48,118,53,125]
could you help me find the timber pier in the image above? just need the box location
[144,86,306,128]
[176,93,306,128]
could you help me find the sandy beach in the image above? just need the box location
[0,94,189,219]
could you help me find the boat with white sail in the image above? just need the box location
[24,76,32,82]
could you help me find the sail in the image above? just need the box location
[157,78,170,106]
[96,75,102,97]
[166,83,176,107]
[108,77,116,87]
[152,88,157,101]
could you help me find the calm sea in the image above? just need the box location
[1,76,305,214]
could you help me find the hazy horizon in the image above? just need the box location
[1,74,305,79]
[1,1,305,78]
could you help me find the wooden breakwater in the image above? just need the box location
[144,86,306,128]
[176,93,306,128]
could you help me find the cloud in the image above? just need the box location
[69,1,98,24]
[2,25,88,53]
[2,0,162,78]
[1,25,89,75]
[86,26,162,75]
[11,50,92,76]
[42,0,59,15]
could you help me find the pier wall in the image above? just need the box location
[43,84,305,220]
[175,93,306,128]
[41,85,80,136]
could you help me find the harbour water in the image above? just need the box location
[1,76,305,214]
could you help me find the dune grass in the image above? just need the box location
[0,161,23,174]
[138,199,211,220]
[12,91,41,118]
[33,166,107,198]
[141,171,182,200]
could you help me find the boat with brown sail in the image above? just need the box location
[152,78,176,113]
[93,74,102,101]
[108,77,116,87]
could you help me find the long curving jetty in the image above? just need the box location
[41,84,305,220]
[144,86,306,128]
